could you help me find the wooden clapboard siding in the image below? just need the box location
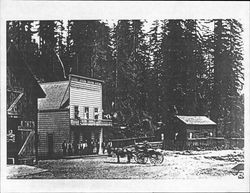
[187,126,215,139]
[70,80,102,120]
[38,110,70,157]
[70,80,102,92]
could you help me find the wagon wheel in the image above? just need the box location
[136,153,148,164]
[150,153,164,165]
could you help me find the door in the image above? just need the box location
[74,130,79,143]
[48,134,54,156]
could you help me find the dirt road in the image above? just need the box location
[8,149,244,179]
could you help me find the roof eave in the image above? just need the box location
[69,74,104,83]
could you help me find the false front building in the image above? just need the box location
[38,74,112,158]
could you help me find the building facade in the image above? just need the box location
[7,45,46,164]
[38,74,112,158]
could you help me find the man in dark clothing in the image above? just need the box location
[90,139,95,154]
[102,141,106,154]
[68,141,73,156]
[62,140,67,156]
[107,140,112,156]
[96,140,100,154]
[79,141,84,155]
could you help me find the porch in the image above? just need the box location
[69,123,111,156]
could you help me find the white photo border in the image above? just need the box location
[1,1,249,192]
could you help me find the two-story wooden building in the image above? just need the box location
[7,45,46,164]
[37,74,112,158]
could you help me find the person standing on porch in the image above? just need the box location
[107,140,112,156]
[62,140,67,156]
[96,139,100,154]
[83,140,87,155]
[68,141,73,156]
[77,141,81,155]
[90,139,95,154]
[102,140,106,154]
[93,140,97,154]
[79,141,84,155]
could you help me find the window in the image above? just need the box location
[85,107,89,119]
[74,106,79,119]
[94,108,99,120]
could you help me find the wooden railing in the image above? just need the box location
[70,118,112,127]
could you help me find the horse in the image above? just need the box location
[110,147,133,163]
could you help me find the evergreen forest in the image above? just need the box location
[7,19,244,139]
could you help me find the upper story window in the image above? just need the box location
[94,108,99,120]
[84,107,89,119]
[74,106,79,119]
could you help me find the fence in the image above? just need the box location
[186,137,225,150]
[229,138,244,149]
[110,137,244,151]
[163,137,244,150]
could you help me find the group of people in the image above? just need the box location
[62,139,112,156]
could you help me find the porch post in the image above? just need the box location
[99,127,103,155]
[91,130,95,140]
[79,131,83,142]
[35,110,39,164]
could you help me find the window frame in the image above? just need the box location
[84,107,89,120]
[94,107,99,120]
[74,105,79,119]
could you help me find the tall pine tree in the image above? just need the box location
[211,19,244,137]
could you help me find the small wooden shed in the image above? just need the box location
[173,115,217,150]
[175,115,217,139]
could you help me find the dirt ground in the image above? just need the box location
[7,149,244,179]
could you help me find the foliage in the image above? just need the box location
[7,19,245,138]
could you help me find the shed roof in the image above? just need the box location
[176,115,216,125]
[38,81,69,111]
